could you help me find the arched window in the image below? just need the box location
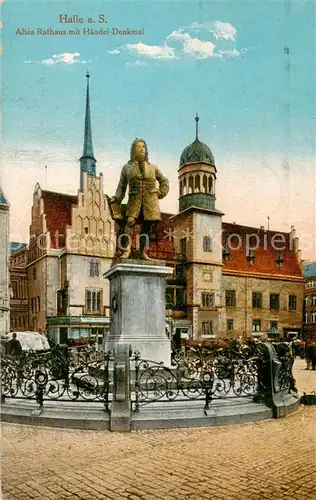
[188,175,194,194]
[194,175,200,192]
[203,235,212,252]
[202,174,208,193]
[208,176,213,194]
[183,177,187,195]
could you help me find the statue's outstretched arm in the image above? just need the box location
[155,167,169,199]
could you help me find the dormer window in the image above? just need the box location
[276,250,284,268]
[247,249,255,265]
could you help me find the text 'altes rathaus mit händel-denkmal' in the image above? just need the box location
[16,27,145,36]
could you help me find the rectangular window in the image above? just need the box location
[227,319,234,331]
[288,295,297,311]
[304,312,308,323]
[180,237,187,256]
[304,296,309,307]
[226,290,236,307]
[203,236,212,252]
[166,288,175,307]
[252,292,262,309]
[270,294,280,310]
[176,288,185,306]
[32,267,37,280]
[89,259,100,277]
[311,311,316,323]
[202,292,214,308]
[252,319,261,332]
[307,281,314,288]
[202,321,213,335]
[11,282,17,298]
[37,296,40,312]
[312,294,316,306]
[86,290,101,313]
[270,320,278,332]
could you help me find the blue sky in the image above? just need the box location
[1,0,316,259]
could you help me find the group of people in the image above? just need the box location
[301,338,316,370]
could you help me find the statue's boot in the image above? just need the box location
[120,226,133,259]
[139,231,152,261]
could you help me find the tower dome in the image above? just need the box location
[180,115,215,167]
[180,138,215,167]
[178,115,217,213]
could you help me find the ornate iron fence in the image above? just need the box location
[1,346,112,410]
[1,341,297,419]
[132,345,262,411]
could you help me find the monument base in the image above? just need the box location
[104,260,173,366]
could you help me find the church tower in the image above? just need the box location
[79,72,97,190]
[172,116,224,339]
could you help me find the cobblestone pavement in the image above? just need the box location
[2,359,316,500]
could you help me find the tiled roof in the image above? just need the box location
[42,190,78,249]
[222,223,302,279]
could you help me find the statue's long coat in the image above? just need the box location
[114,161,169,221]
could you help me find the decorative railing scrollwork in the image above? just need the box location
[132,346,261,411]
[0,346,112,410]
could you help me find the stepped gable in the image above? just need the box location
[222,222,303,278]
[42,190,78,249]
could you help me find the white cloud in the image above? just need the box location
[25,53,87,65]
[212,21,237,41]
[108,49,121,55]
[217,48,241,58]
[126,60,147,67]
[125,42,177,59]
[42,53,84,65]
[184,20,237,41]
[109,21,243,63]
[168,30,216,59]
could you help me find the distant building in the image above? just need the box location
[9,243,28,331]
[0,187,10,335]
[10,77,305,343]
[303,262,316,338]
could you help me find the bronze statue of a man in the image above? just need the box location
[111,138,169,259]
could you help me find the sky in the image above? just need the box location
[1,0,316,260]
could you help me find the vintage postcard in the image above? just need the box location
[1,0,316,498]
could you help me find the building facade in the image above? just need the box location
[303,262,316,339]
[9,243,28,331]
[9,78,305,343]
[0,188,10,335]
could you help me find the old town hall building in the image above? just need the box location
[9,76,304,344]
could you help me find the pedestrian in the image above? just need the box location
[5,333,22,357]
[305,339,311,370]
[307,340,316,371]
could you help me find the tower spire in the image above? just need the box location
[195,113,199,140]
[80,71,96,189]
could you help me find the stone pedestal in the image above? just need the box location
[104,260,173,366]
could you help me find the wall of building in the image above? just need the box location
[28,257,47,332]
[66,254,112,316]
[220,274,304,338]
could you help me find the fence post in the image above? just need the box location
[110,344,131,432]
